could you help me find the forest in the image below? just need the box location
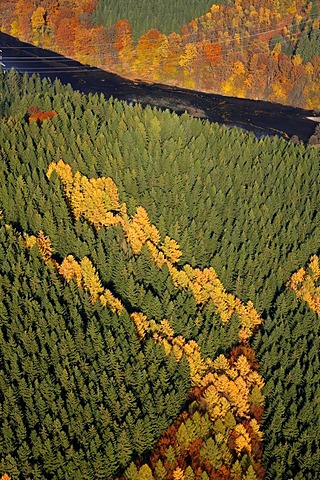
[0,62,319,479]
[0,1,320,479]
[0,0,319,108]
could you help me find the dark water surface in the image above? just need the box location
[1,32,318,142]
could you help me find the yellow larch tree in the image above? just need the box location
[233,424,252,455]
[146,241,166,268]
[80,256,104,302]
[136,464,155,479]
[24,231,54,264]
[131,312,151,340]
[69,174,122,228]
[58,254,83,286]
[159,236,183,264]
[287,254,320,316]
[35,230,53,263]
[47,160,74,196]
[47,161,122,229]
[173,467,185,480]
[30,6,46,44]
[99,289,124,314]
[167,263,190,288]
[200,353,264,423]
[121,206,160,254]
[235,300,262,342]
[179,43,198,69]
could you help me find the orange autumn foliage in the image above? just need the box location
[2,0,320,107]
[28,108,57,124]
[114,19,133,53]
[203,41,222,64]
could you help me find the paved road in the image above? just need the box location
[0,31,317,142]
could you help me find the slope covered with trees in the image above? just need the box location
[0,70,319,479]
[0,0,319,108]
[254,262,320,479]
[92,0,221,40]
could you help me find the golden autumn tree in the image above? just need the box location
[146,241,167,268]
[99,289,124,313]
[58,254,83,286]
[179,42,198,89]
[287,254,320,315]
[173,467,185,480]
[222,61,248,98]
[122,206,160,254]
[30,6,47,45]
[159,236,183,264]
[24,230,53,264]
[11,0,34,40]
[114,19,134,72]
[47,160,74,195]
[161,32,183,82]
[80,256,104,302]
[133,29,169,81]
[47,161,122,229]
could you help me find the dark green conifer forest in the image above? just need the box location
[93,0,219,39]
[0,69,319,479]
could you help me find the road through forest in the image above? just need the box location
[0,31,318,142]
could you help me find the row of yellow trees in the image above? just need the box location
[5,160,316,480]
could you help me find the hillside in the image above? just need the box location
[0,69,319,479]
[0,0,319,108]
